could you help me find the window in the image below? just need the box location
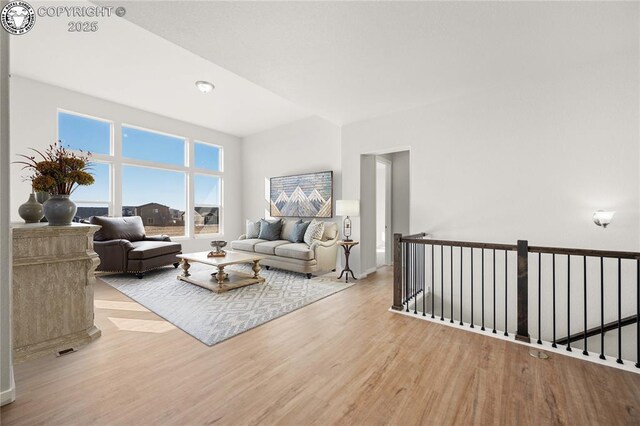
[73,162,111,221]
[122,126,185,166]
[58,110,223,237]
[194,174,221,235]
[122,165,186,237]
[58,111,111,155]
[194,141,221,171]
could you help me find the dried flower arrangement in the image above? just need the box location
[15,143,94,195]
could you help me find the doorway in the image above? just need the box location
[376,158,391,267]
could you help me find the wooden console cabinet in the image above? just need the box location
[12,223,101,362]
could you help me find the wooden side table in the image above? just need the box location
[337,240,359,283]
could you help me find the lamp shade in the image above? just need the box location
[336,200,359,217]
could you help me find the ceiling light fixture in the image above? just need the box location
[195,80,215,93]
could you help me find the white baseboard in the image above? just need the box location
[358,267,377,279]
[0,367,15,406]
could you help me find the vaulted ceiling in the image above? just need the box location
[11,1,638,136]
[118,1,638,125]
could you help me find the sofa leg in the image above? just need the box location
[306,273,312,279]
[135,273,145,279]
[173,262,180,268]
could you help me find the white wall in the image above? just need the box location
[9,77,243,253]
[1,22,15,406]
[390,151,410,236]
[342,53,639,274]
[241,116,342,229]
[341,51,639,358]
[375,160,386,250]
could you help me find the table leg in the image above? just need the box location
[216,265,226,287]
[339,246,357,283]
[181,259,191,277]
[252,260,262,279]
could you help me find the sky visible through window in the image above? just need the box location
[59,112,221,217]
[122,126,185,166]
[58,112,110,154]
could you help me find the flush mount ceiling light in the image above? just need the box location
[195,80,215,93]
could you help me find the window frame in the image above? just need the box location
[57,110,224,239]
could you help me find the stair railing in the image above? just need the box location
[392,233,640,368]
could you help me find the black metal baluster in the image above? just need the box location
[460,247,463,326]
[567,255,571,352]
[430,244,434,318]
[617,258,623,364]
[404,242,409,312]
[422,245,433,317]
[492,249,496,334]
[583,256,588,356]
[552,254,557,348]
[481,249,485,331]
[450,246,454,323]
[537,253,542,345]
[440,245,444,321]
[636,259,639,368]
[504,250,508,337]
[600,256,605,359]
[414,244,418,314]
[470,248,474,328]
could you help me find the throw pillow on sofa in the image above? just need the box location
[281,219,301,242]
[291,220,311,243]
[258,218,283,241]
[303,219,325,246]
[246,219,261,239]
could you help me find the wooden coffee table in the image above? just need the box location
[176,250,265,293]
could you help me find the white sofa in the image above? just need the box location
[230,219,339,278]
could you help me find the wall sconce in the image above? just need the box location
[593,210,615,228]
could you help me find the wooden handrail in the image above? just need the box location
[400,236,640,259]
[528,245,640,260]
[400,237,517,252]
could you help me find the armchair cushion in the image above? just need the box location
[144,235,171,242]
[128,240,182,260]
[91,216,146,242]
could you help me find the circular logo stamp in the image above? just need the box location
[1,1,35,35]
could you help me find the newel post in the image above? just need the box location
[392,233,403,311]
[516,240,531,343]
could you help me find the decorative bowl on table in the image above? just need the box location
[208,240,227,257]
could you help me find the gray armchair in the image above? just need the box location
[90,216,182,278]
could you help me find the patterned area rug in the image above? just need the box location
[100,263,354,346]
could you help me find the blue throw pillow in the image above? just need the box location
[291,221,311,243]
[258,219,283,241]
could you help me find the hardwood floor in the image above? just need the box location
[2,267,640,425]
